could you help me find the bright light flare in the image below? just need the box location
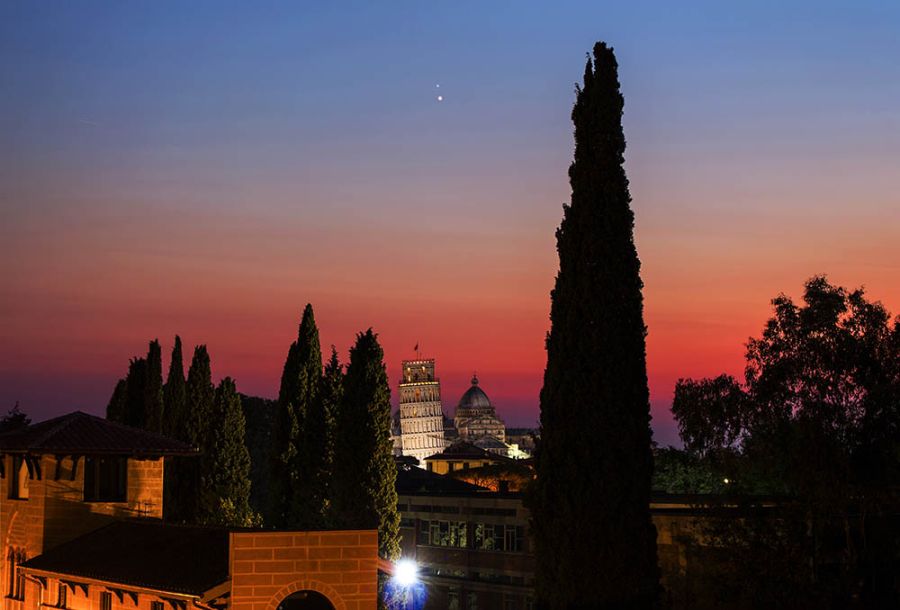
[393,558,418,587]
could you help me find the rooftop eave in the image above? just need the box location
[20,567,225,601]
[0,448,200,457]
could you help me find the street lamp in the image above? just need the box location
[386,558,423,610]
[393,558,418,587]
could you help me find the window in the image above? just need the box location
[100,591,113,610]
[9,456,29,500]
[420,520,467,548]
[83,457,127,502]
[474,523,524,552]
[57,583,67,608]
[447,588,460,610]
[7,548,26,600]
[467,592,478,610]
[151,601,164,610]
[6,549,14,598]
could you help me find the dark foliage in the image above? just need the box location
[123,357,148,427]
[163,336,188,521]
[652,447,731,494]
[527,41,659,610]
[0,403,31,434]
[199,377,256,526]
[143,339,165,433]
[672,375,745,457]
[185,345,214,448]
[271,304,323,528]
[241,394,278,520]
[332,329,400,559]
[672,276,900,607]
[105,341,164,431]
[290,346,341,529]
[105,379,128,423]
[163,336,187,438]
[174,344,215,523]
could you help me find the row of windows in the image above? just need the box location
[426,460,491,473]
[419,566,533,587]
[12,579,168,610]
[5,456,128,503]
[418,520,526,552]
[420,520,468,548]
[411,387,440,401]
[404,503,517,517]
[401,417,443,435]
[401,433,444,450]
[444,587,534,610]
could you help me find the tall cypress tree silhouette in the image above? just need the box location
[528,42,659,609]
[271,304,323,527]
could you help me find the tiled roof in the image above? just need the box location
[473,435,509,450]
[0,411,198,456]
[22,520,228,596]
[395,464,488,495]
[423,440,514,462]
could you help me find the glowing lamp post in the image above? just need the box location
[385,558,424,610]
[393,558,418,587]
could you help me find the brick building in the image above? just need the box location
[395,463,767,610]
[1,412,379,610]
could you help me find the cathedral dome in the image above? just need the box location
[457,375,492,413]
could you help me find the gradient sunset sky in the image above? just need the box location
[2,1,898,446]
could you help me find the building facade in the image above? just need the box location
[1,411,379,610]
[395,463,778,610]
[396,359,447,463]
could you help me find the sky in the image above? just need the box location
[1,1,898,446]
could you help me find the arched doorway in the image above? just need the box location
[276,591,336,610]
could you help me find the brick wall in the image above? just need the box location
[230,530,378,610]
[2,454,165,610]
[42,456,164,550]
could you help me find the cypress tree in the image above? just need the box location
[163,336,188,522]
[107,341,163,430]
[178,344,214,523]
[163,336,187,438]
[528,42,659,609]
[332,330,400,559]
[144,339,165,433]
[200,377,256,526]
[271,304,323,527]
[106,378,128,423]
[123,357,148,428]
[186,345,214,448]
[241,394,278,519]
[292,346,341,529]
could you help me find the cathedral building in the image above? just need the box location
[394,357,511,463]
[453,375,506,444]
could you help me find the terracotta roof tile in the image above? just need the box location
[0,411,197,456]
[22,520,228,596]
